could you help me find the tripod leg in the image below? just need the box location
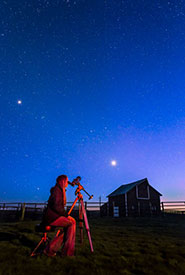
[30,235,49,257]
[80,199,94,252]
[68,196,79,216]
[79,202,83,244]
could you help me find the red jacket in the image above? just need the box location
[43,183,68,224]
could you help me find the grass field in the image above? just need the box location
[0,215,185,275]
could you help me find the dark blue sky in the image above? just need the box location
[1,0,185,202]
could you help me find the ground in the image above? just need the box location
[0,215,185,275]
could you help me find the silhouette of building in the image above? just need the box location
[100,178,162,217]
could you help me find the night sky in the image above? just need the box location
[1,0,185,203]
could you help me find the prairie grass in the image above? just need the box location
[0,215,185,275]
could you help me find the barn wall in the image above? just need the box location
[127,187,139,216]
[149,186,161,214]
[107,181,161,217]
[137,181,149,198]
[127,183,161,216]
[108,195,125,217]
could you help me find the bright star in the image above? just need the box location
[17,100,22,105]
[111,160,117,166]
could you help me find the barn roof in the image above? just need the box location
[107,178,162,197]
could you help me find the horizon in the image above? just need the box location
[1,176,184,204]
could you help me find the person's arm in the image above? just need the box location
[52,187,68,217]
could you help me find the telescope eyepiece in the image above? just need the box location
[68,176,82,187]
[68,181,75,187]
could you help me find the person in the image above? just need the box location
[42,175,76,257]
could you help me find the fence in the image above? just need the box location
[0,201,107,221]
[1,201,185,221]
[160,201,185,214]
[0,201,106,211]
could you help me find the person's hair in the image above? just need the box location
[56,175,68,183]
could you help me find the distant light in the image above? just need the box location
[17,100,22,105]
[111,160,117,166]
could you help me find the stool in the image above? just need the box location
[30,224,63,257]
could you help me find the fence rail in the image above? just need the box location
[1,201,185,212]
[160,201,185,214]
[1,201,185,220]
[0,201,107,212]
[0,201,107,221]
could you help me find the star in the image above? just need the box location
[111,160,117,166]
[17,100,22,105]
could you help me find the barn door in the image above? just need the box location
[140,201,150,216]
[113,206,119,217]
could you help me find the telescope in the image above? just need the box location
[68,176,93,200]
[68,176,81,187]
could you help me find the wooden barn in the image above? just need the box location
[100,178,162,217]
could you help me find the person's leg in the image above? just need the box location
[44,230,64,256]
[60,216,76,256]
[45,216,76,256]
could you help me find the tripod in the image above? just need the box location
[67,184,94,252]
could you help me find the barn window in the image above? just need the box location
[136,184,150,200]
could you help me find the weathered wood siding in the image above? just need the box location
[137,181,149,198]
[108,195,125,217]
[107,180,161,217]
[127,187,139,216]
[149,186,161,214]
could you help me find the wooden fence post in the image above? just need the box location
[20,203,26,221]
[99,196,101,216]
[161,202,164,212]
